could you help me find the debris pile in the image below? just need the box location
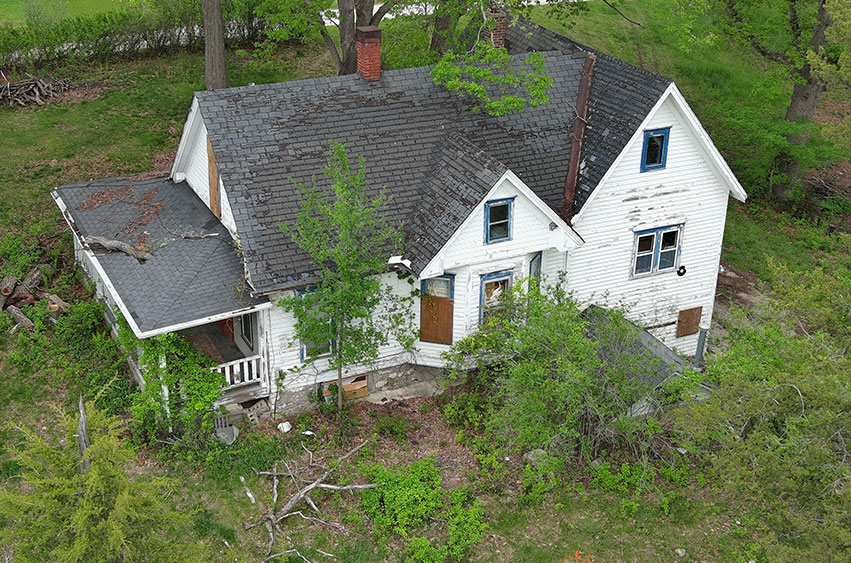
[1,73,69,107]
[1,265,71,333]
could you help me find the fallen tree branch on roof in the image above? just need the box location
[244,440,373,554]
[86,235,153,261]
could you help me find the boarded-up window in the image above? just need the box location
[319,374,368,401]
[207,136,221,218]
[676,306,703,337]
[420,277,453,345]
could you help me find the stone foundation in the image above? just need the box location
[269,363,446,417]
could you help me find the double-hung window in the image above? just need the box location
[480,270,512,323]
[484,198,514,244]
[640,127,670,172]
[633,225,682,276]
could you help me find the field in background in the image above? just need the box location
[0,0,122,25]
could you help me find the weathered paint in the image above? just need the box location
[566,95,731,355]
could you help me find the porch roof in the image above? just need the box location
[53,176,267,338]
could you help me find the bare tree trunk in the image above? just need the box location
[77,396,91,474]
[429,1,466,55]
[773,0,831,201]
[338,0,359,75]
[202,0,229,90]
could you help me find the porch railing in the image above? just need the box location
[214,355,262,390]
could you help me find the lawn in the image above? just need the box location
[0,0,122,25]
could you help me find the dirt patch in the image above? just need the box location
[124,188,165,234]
[62,80,111,103]
[814,94,851,126]
[75,186,134,211]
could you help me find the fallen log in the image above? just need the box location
[87,236,153,261]
[7,265,46,306]
[6,305,34,332]
[0,275,19,309]
[44,293,71,311]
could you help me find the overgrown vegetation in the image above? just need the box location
[0,402,201,561]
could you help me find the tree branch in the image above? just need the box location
[600,0,643,27]
[370,0,401,26]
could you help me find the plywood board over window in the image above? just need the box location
[420,277,453,345]
[676,306,703,337]
[207,136,221,218]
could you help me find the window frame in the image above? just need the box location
[640,127,670,172]
[297,288,335,361]
[529,251,543,280]
[631,224,683,277]
[239,312,256,351]
[483,197,515,245]
[479,270,513,323]
[420,274,455,299]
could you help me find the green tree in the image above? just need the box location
[444,279,667,464]
[0,403,200,562]
[676,0,851,200]
[278,141,415,411]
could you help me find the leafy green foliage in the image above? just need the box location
[118,316,222,444]
[277,142,415,408]
[374,412,413,443]
[0,403,201,561]
[444,281,667,465]
[0,0,266,67]
[431,41,553,116]
[360,458,443,539]
[676,309,851,561]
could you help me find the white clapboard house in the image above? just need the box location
[53,19,746,414]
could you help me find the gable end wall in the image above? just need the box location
[567,96,729,355]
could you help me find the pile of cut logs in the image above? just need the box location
[1,73,69,108]
[1,265,70,333]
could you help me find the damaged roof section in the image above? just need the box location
[195,51,587,293]
[54,176,265,337]
[405,134,509,274]
[505,18,673,214]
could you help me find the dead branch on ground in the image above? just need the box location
[244,440,374,554]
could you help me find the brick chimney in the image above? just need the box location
[487,10,507,48]
[356,26,382,80]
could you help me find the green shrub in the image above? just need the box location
[445,487,486,560]
[406,537,446,563]
[375,413,411,443]
[361,459,443,539]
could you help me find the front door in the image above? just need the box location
[420,276,454,345]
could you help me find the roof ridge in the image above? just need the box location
[508,16,672,86]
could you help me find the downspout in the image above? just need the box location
[559,52,596,224]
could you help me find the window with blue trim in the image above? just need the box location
[480,270,512,323]
[529,251,542,280]
[484,198,514,244]
[633,225,682,276]
[640,127,670,172]
[298,289,335,361]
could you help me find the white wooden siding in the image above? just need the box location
[566,97,729,354]
[178,115,238,235]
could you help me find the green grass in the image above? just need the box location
[723,201,851,282]
[0,0,122,25]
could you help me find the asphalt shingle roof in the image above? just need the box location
[406,133,509,273]
[505,18,673,211]
[55,177,264,334]
[196,50,587,293]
